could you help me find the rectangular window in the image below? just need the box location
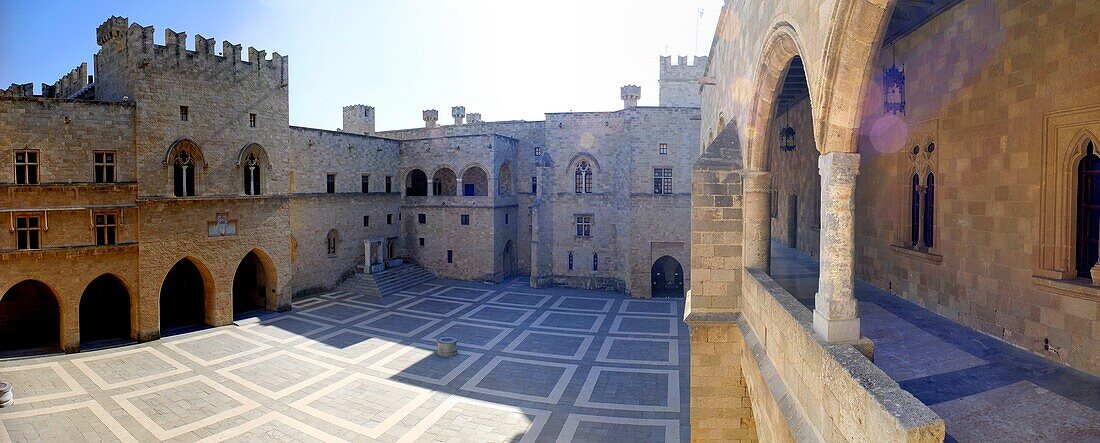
[94,151,116,183]
[326,174,336,193]
[94,213,117,246]
[180,106,189,121]
[535,146,542,156]
[419,237,425,246]
[505,214,509,224]
[568,251,574,270]
[14,150,39,184]
[248,113,257,127]
[461,214,470,225]
[361,175,369,193]
[531,176,537,194]
[385,176,393,193]
[659,143,668,155]
[653,168,673,194]
[363,215,370,227]
[15,216,40,250]
[387,214,393,224]
[593,253,599,271]
[575,215,592,237]
[447,250,453,263]
[418,214,426,224]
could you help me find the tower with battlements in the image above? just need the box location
[658,55,707,107]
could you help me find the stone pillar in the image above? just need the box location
[743,171,771,274]
[208,285,233,327]
[61,301,79,353]
[813,152,861,343]
[427,179,435,196]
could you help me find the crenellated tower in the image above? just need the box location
[343,104,376,134]
[658,55,707,107]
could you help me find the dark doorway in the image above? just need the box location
[788,194,798,248]
[0,280,60,354]
[503,240,515,278]
[406,169,428,196]
[651,256,685,298]
[80,274,131,346]
[233,251,268,318]
[160,259,208,333]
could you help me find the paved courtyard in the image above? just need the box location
[0,277,688,442]
[770,242,1100,443]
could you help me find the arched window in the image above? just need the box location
[910,174,920,246]
[243,153,261,195]
[593,253,599,271]
[924,172,935,248]
[174,151,195,197]
[574,161,592,194]
[326,229,339,256]
[1077,141,1100,278]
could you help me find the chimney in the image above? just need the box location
[467,113,482,124]
[452,106,466,125]
[423,109,439,128]
[621,85,641,109]
[342,104,375,135]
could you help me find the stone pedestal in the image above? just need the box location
[436,337,457,357]
[743,171,772,273]
[813,152,861,343]
[0,381,13,407]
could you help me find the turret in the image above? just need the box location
[621,85,641,109]
[343,104,375,134]
[467,113,482,124]
[452,106,466,125]
[423,109,439,128]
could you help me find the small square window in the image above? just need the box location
[418,213,426,224]
[575,215,592,237]
[180,106,189,121]
[15,216,41,250]
[363,215,370,226]
[535,146,542,156]
[461,214,470,225]
[447,250,453,263]
[419,237,425,246]
[248,113,257,127]
[326,174,336,193]
[94,213,117,246]
[387,214,393,225]
[659,143,668,155]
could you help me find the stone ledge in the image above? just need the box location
[890,244,943,264]
[1032,275,1100,302]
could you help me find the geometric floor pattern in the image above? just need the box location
[0,276,689,442]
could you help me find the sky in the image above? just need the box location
[0,1,722,131]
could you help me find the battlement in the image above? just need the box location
[343,104,376,134]
[93,16,288,83]
[621,85,641,109]
[658,55,707,108]
[423,109,439,128]
[659,55,709,81]
[2,63,90,99]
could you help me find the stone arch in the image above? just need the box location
[232,249,277,317]
[746,23,814,171]
[566,153,600,194]
[0,279,62,353]
[160,257,215,333]
[163,138,206,197]
[405,168,429,196]
[1069,131,1100,276]
[651,256,685,298]
[460,165,490,196]
[79,273,133,346]
[498,161,514,196]
[326,229,340,256]
[432,166,458,196]
[237,143,269,196]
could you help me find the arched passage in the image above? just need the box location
[405,169,428,196]
[233,250,275,318]
[80,274,132,345]
[160,258,210,333]
[433,168,457,196]
[651,256,684,298]
[462,166,488,196]
[0,280,61,353]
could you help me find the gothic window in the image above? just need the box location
[574,161,592,194]
[173,151,195,196]
[326,229,339,256]
[1077,141,1100,278]
[903,139,938,250]
[653,168,673,194]
[243,153,261,195]
[94,213,117,246]
[14,150,39,184]
[15,216,40,250]
[575,215,592,237]
[94,151,116,183]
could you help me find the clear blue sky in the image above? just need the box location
[0,1,720,131]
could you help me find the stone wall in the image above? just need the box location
[769,99,821,256]
[659,55,708,108]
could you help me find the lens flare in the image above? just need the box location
[868,114,907,154]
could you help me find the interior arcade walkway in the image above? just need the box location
[768,242,1100,442]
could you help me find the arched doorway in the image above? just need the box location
[503,240,515,278]
[406,169,428,196]
[80,274,131,346]
[651,256,684,298]
[0,280,61,353]
[233,251,271,318]
[160,258,209,333]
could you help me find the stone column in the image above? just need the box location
[813,152,861,343]
[427,179,435,196]
[743,171,771,274]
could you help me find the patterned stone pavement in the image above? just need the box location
[0,277,688,442]
[769,242,1100,443]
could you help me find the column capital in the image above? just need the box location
[743,170,772,194]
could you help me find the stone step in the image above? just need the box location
[336,263,436,298]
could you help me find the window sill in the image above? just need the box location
[889,244,943,264]
[1032,276,1100,302]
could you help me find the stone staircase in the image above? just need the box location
[338,263,436,298]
